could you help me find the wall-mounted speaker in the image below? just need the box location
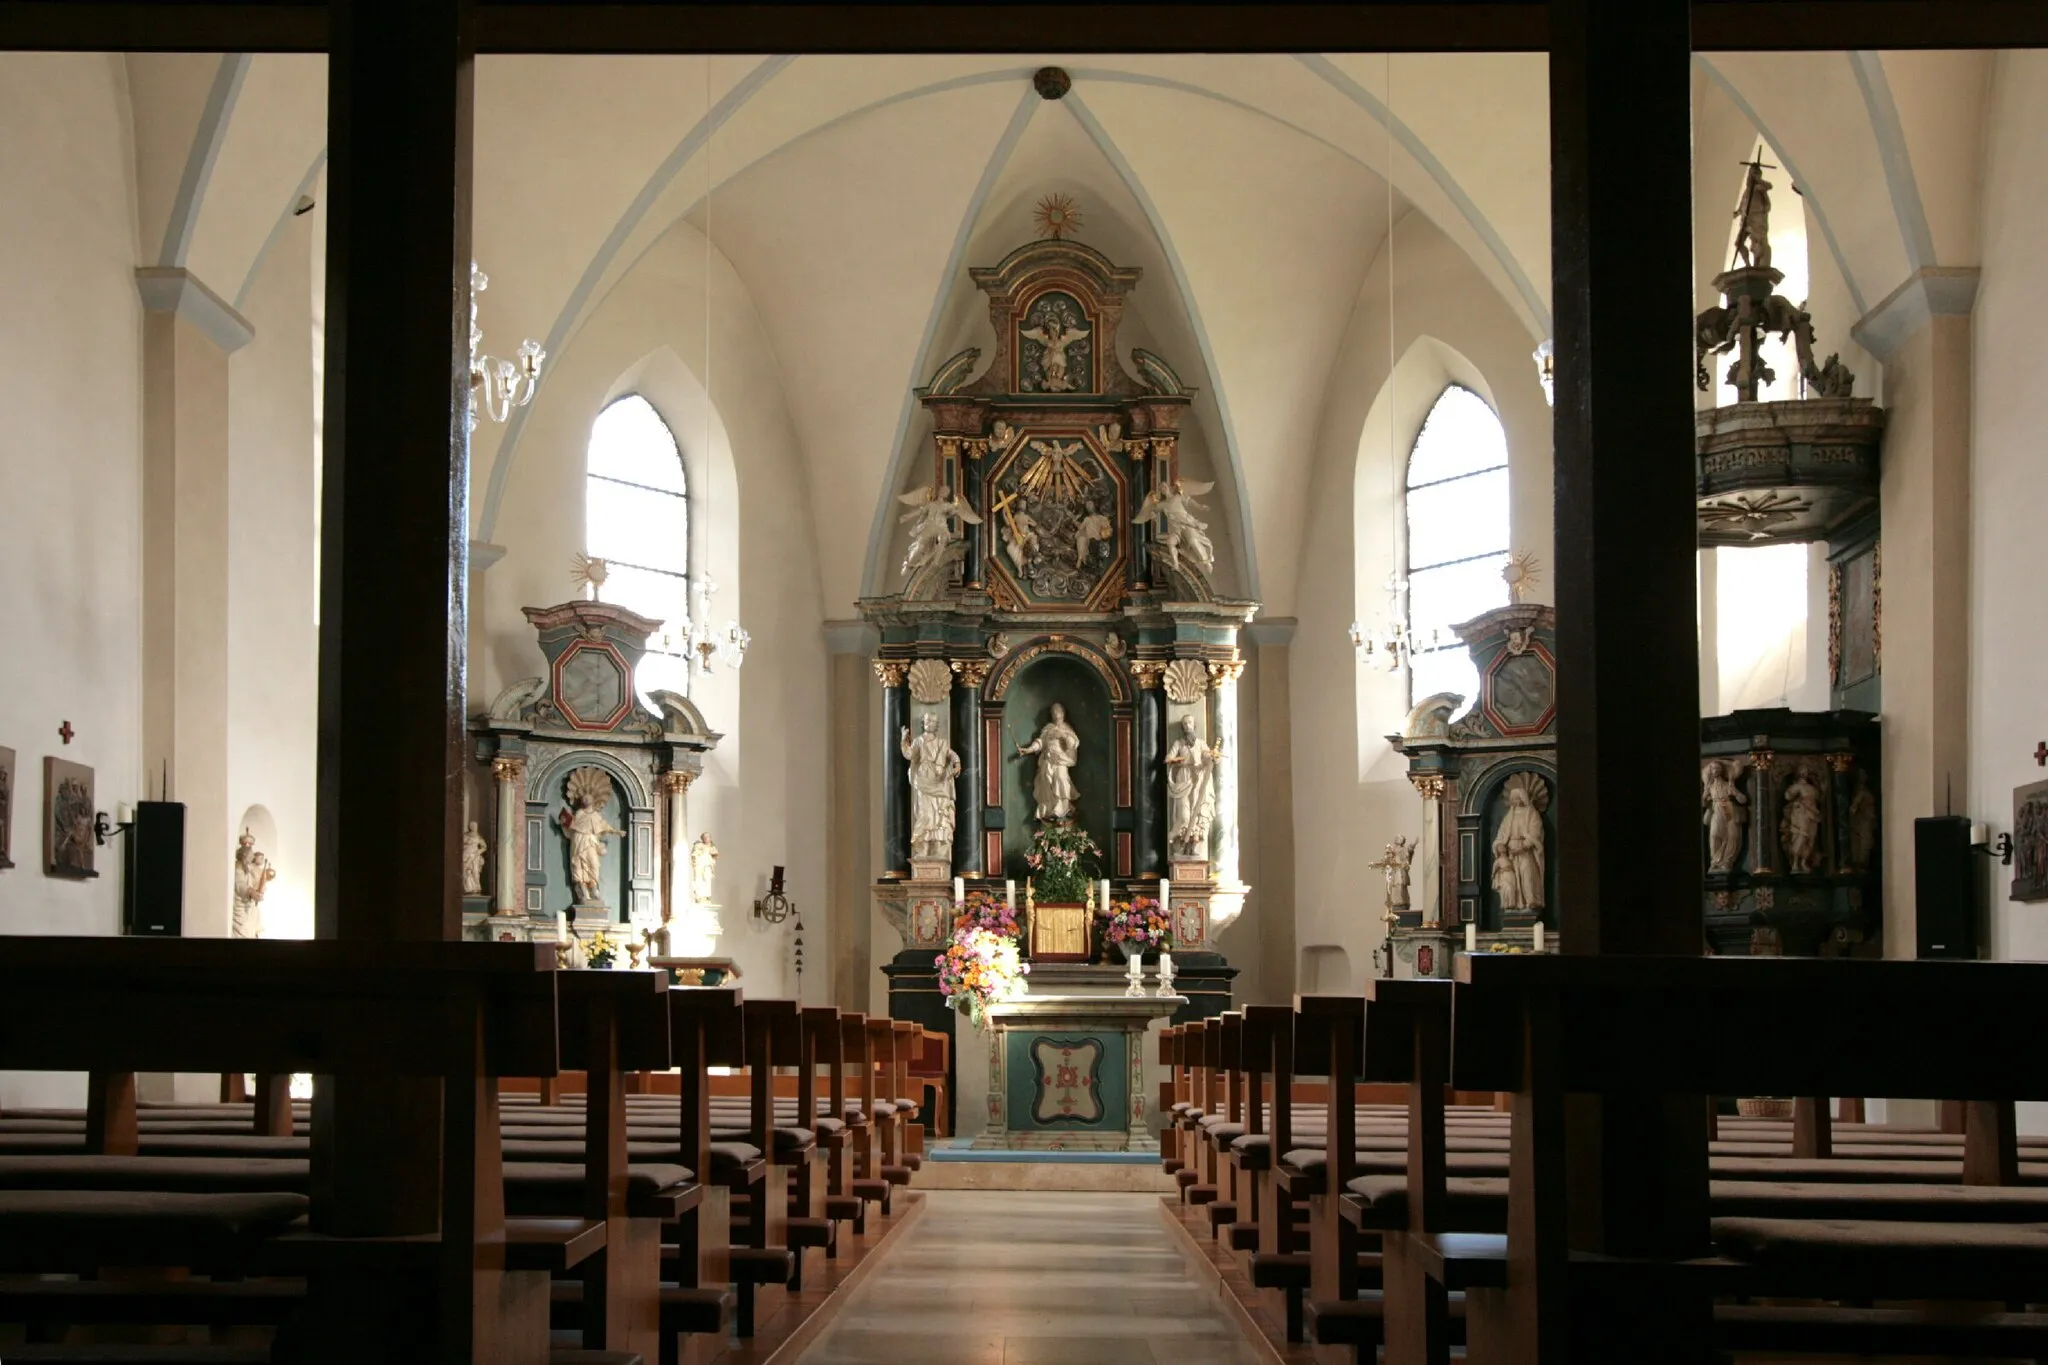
[124,801,185,937]
[1914,815,1976,959]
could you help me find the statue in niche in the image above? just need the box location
[897,484,982,580]
[1780,765,1824,875]
[461,821,488,896]
[1016,702,1082,822]
[1020,315,1090,392]
[1368,835,1415,913]
[1134,478,1216,575]
[1701,759,1750,874]
[1490,773,1549,913]
[902,714,962,860]
[1731,155,1773,270]
[560,767,626,907]
[689,831,719,906]
[231,830,277,939]
[1846,770,1878,874]
[1165,716,1221,857]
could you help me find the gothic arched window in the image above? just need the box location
[585,395,689,697]
[1405,385,1510,707]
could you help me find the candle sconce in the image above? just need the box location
[753,865,804,979]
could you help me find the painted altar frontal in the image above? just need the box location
[864,217,1255,1101]
[977,983,1185,1151]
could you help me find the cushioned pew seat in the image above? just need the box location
[1713,1217,2048,1287]
[0,1155,308,1193]
[502,1162,694,1219]
[0,1189,308,1267]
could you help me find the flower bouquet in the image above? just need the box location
[1023,822,1102,904]
[584,926,618,970]
[1103,896,1171,962]
[935,923,1028,1026]
[952,888,1022,940]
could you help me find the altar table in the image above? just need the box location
[975,991,1185,1151]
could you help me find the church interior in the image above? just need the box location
[2,4,2048,1362]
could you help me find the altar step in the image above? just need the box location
[914,1142,1176,1192]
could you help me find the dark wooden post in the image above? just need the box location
[310,0,474,1259]
[1547,0,1711,1357]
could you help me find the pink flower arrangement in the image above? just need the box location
[1104,896,1171,950]
[951,888,1021,940]
[935,922,1028,1025]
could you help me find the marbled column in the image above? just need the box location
[1412,773,1445,928]
[1132,661,1166,877]
[1129,448,1152,590]
[951,659,990,873]
[661,769,694,941]
[490,755,526,915]
[1208,656,1245,883]
[877,659,911,875]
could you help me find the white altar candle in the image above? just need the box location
[1533,922,1546,953]
[1465,921,1477,954]
[953,876,965,906]
[1160,877,1170,911]
[1005,879,1016,910]
[1101,879,1112,913]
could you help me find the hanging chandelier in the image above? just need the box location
[468,261,545,431]
[1349,576,1439,671]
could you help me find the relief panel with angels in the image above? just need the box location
[984,425,1128,610]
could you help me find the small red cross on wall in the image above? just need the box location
[58,720,74,745]
[2036,740,2047,767]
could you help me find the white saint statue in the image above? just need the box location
[1164,716,1220,857]
[1368,835,1415,912]
[1016,702,1082,822]
[1490,775,1548,912]
[1074,509,1113,568]
[1004,509,1041,578]
[231,830,276,939]
[689,831,719,905]
[461,820,488,896]
[901,714,962,861]
[1020,316,1090,391]
[1781,768,1823,874]
[1134,479,1217,575]
[1701,760,1749,873]
[560,768,626,907]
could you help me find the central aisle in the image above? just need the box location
[796,1190,1264,1365]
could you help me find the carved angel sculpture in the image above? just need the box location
[898,484,982,579]
[1134,478,1216,574]
[488,676,547,722]
[1020,317,1089,391]
[1701,758,1750,874]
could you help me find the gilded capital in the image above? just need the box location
[659,770,695,796]
[1825,752,1854,773]
[490,755,526,783]
[1129,660,1166,691]
[950,658,991,689]
[1750,748,1776,773]
[1207,655,1247,684]
[873,658,908,688]
[1410,774,1445,801]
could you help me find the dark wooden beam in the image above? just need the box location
[310,0,474,1259]
[11,1,2048,54]
[1545,2,1712,1351]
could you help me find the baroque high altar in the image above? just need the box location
[865,227,1253,1040]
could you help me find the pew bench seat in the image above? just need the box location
[0,1347,272,1363]
[0,1156,305,1194]
[502,1162,699,1220]
[1711,1216,2048,1299]
[1713,1303,2048,1357]
[0,1189,309,1270]
[0,1273,304,1326]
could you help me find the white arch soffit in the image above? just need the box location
[1694,55,1870,317]
[159,53,251,268]
[1060,89,1260,600]
[234,148,327,311]
[855,88,1042,599]
[1846,51,1938,275]
[477,53,796,542]
[1293,53,1552,338]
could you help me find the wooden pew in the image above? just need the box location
[0,937,561,1365]
[1448,953,2048,1363]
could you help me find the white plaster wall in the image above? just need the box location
[226,206,320,940]
[0,54,146,1107]
[1291,210,1551,980]
[1973,51,2048,966]
[485,221,827,1001]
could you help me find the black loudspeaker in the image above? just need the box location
[1914,815,1976,959]
[124,801,185,937]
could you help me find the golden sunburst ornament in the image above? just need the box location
[1502,551,1542,604]
[1034,193,1084,241]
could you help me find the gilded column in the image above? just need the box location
[951,659,990,873]
[876,658,911,875]
[1411,773,1446,928]
[1208,655,1246,884]
[490,755,526,915]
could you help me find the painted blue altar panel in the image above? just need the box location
[1005,1030,1127,1134]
